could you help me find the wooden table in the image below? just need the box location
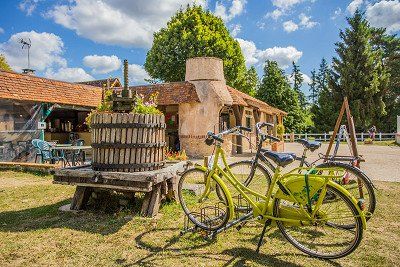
[52,161,190,217]
[51,145,92,166]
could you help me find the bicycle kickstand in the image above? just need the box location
[256,219,271,253]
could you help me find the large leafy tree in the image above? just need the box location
[329,10,389,131]
[0,54,12,71]
[238,66,258,96]
[257,60,306,132]
[145,5,247,90]
[290,62,307,108]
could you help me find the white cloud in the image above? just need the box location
[231,24,241,37]
[283,20,299,32]
[128,64,150,84]
[46,0,207,48]
[347,0,363,14]
[258,46,303,68]
[272,0,303,10]
[236,38,259,65]
[288,72,311,86]
[45,67,94,82]
[215,0,247,22]
[83,55,121,74]
[18,0,41,16]
[0,27,4,34]
[237,38,303,68]
[331,7,342,20]
[265,9,283,20]
[366,0,400,33]
[0,31,66,72]
[299,13,317,28]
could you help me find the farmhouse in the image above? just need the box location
[122,57,286,157]
[0,57,285,160]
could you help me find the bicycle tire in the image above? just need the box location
[178,168,231,231]
[274,184,364,259]
[315,161,376,221]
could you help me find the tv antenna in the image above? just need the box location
[19,38,32,69]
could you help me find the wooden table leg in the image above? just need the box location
[166,176,179,201]
[141,184,162,217]
[70,186,93,210]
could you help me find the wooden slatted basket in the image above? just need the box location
[90,113,166,172]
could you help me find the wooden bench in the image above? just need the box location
[52,161,190,217]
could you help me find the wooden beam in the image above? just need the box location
[325,98,346,159]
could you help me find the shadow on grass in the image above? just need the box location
[121,226,340,267]
[0,198,133,235]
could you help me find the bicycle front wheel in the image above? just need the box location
[178,168,231,231]
[274,184,364,259]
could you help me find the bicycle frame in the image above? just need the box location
[194,143,366,228]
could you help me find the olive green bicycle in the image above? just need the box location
[178,126,366,259]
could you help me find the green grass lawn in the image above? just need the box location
[0,171,399,266]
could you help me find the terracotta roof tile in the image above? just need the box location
[127,82,200,105]
[0,70,102,107]
[78,78,121,88]
[227,86,287,115]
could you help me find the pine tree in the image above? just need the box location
[371,29,400,132]
[329,10,389,131]
[257,60,306,132]
[308,69,318,104]
[291,62,307,108]
[316,58,329,93]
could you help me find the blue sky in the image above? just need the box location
[0,0,399,96]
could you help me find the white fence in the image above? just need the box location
[283,132,396,142]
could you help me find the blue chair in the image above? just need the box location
[36,140,67,166]
[31,139,42,163]
[73,139,85,166]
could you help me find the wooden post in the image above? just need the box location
[233,105,244,154]
[325,99,346,159]
[70,186,93,210]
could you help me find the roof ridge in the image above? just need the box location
[0,69,100,89]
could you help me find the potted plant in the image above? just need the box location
[271,124,285,152]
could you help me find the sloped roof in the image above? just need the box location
[227,86,287,115]
[129,82,200,105]
[78,78,121,88]
[129,81,286,115]
[0,70,102,107]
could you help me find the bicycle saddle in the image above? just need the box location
[295,139,321,152]
[262,150,296,167]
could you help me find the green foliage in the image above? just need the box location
[0,54,12,71]
[236,66,258,96]
[145,5,246,90]
[291,62,307,108]
[85,89,113,127]
[257,60,306,132]
[308,69,318,104]
[329,10,389,131]
[370,29,400,132]
[276,124,285,140]
[131,93,163,115]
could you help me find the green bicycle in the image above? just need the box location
[178,126,366,259]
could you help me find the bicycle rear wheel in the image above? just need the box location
[274,184,363,259]
[178,168,230,231]
[316,161,376,221]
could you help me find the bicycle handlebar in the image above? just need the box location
[205,126,251,145]
[255,122,280,143]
